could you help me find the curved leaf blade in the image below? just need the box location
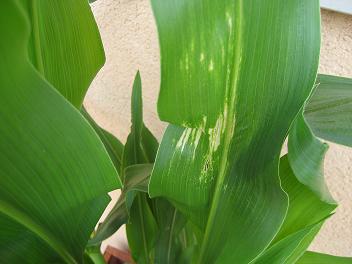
[0,2,120,262]
[306,74,352,147]
[20,0,105,107]
[274,157,335,243]
[82,107,124,174]
[89,164,153,245]
[297,251,352,264]
[253,221,324,264]
[253,157,335,264]
[288,110,335,203]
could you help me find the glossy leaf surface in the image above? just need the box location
[150,0,320,262]
[0,2,119,263]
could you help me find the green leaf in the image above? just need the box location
[305,74,352,147]
[81,107,124,174]
[123,72,159,263]
[0,2,120,263]
[253,156,335,264]
[273,157,335,243]
[288,109,335,203]
[90,164,153,245]
[122,71,159,174]
[150,0,320,262]
[253,221,324,264]
[297,251,352,264]
[19,0,105,107]
[91,72,159,254]
[152,199,187,264]
[84,246,106,264]
[124,164,154,212]
[126,193,158,264]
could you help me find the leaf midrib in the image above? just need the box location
[197,1,244,262]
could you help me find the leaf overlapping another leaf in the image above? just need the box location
[306,74,352,147]
[149,0,321,262]
[20,0,105,107]
[0,1,120,263]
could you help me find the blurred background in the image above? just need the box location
[85,0,352,257]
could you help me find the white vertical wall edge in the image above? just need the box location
[321,0,352,15]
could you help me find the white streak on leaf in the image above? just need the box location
[176,128,192,152]
[208,113,225,153]
[226,11,233,29]
[200,52,205,62]
[185,53,189,71]
[208,59,214,72]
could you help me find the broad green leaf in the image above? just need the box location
[90,164,153,245]
[0,2,120,263]
[273,157,335,243]
[288,110,335,203]
[297,251,352,264]
[253,221,324,264]
[19,0,105,107]
[82,107,124,174]
[150,0,320,262]
[253,157,335,264]
[305,74,352,147]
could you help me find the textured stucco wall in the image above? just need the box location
[87,1,352,257]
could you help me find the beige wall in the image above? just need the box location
[87,1,352,257]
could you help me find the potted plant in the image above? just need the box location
[0,0,351,263]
